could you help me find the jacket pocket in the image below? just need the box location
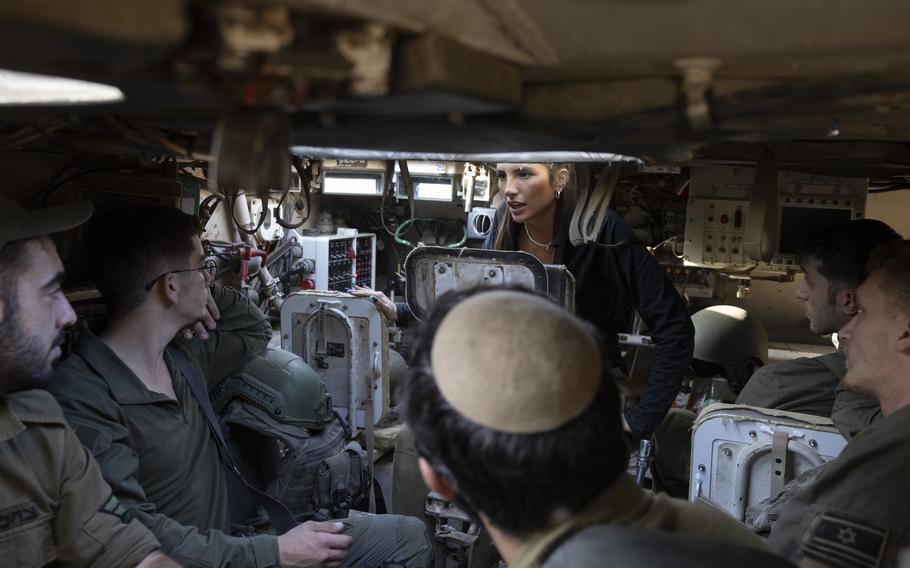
[0,511,56,567]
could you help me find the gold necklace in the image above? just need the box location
[524,224,554,248]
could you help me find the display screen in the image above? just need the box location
[323,173,382,195]
[397,175,453,201]
[778,206,853,254]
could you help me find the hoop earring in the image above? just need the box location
[555,187,563,200]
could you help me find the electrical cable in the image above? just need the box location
[39,165,111,205]
[360,207,403,269]
[394,217,467,249]
[228,193,268,236]
[199,194,223,228]
[100,116,213,161]
[378,160,398,237]
[648,235,685,260]
[0,117,69,151]
[204,240,241,261]
[276,155,311,229]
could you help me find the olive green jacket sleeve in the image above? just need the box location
[176,283,273,388]
[52,357,282,568]
[49,284,281,568]
[55,416,163,567]
[830,385,882,439]
[735,356,841,417]
[1,390,160,567]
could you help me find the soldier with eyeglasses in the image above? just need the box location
[49,205,430,568]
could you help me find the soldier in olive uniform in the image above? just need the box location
[768,238,910,567]
[655,220,900,504]
[402,287,785,568]
[50,205,430,568]
[0,197,173,567]
[737,219,899,438]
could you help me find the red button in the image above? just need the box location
[720,214,729,224]
[301,279,315,290]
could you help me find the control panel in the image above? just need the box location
[355,235,374,288]
[297,233,376,291]
[683,166,866,271]
[685,198,749,269]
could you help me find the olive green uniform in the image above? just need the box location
[736,352,845,417]
[767,403,910,567]
[51,284,430,567]
[654,352,883,497]
[0,389,160,566]
[830,381,882,440]
[511,474,768,568]
[736,350,882,438]
[654,354,857,495]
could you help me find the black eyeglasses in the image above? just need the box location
[145,259,217,292]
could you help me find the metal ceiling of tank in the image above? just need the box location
[290,0,910,78]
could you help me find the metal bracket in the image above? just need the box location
[315,300,343,356]
[770,430,790,495]
[618,333,654,347]
[433,262,455,297]
[425,492,481,568]
[482,264,503,285]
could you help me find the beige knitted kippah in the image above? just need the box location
[430,290,602,433]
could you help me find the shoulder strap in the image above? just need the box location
[168,345,298,535]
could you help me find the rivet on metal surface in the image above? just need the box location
[809,439,818,448]
[723,448,732,457]
[748,430,757,438]
[698,464,706,472]
[438,265,447,274]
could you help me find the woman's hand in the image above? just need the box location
[351,285,398,322]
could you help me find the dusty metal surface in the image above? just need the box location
[0,1,908,158]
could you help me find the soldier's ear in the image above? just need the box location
[162,273,182,305]
[895,316,910,354]
[840,289,858,317]
[418,457,456,501]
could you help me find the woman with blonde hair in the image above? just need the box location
[358,162,693,441]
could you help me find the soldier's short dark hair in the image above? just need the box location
[87,206,200,317]
[867,239,910,314]
[402,286,629,537]
[797,219,900,303]
[0,240,31,322]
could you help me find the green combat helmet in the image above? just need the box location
[691,305,768,393]
[212,348,333,430]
